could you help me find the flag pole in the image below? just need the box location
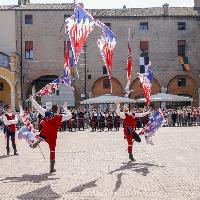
[38,144,46,159]
[125,27,131,97]
[110,75,112,94]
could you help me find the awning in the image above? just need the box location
[80,94,136,104]
[136,93,193,103]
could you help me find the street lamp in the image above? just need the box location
[83,42,87,101]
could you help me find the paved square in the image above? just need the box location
[0,127,200,200]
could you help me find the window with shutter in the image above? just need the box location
[25,41,33,59]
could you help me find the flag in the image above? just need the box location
[19,107,40,148]
[139,52,149,74]
[140,109,166,145]
[65,4,95,65]
[64,40,75,71]
[138,62,153,105]
[36,85,53,97]
[60,75,74,90]
[178,56,190,71]
[125,33,132,97]
[36,75,74,98]
[19,106,36,134]
[96,19,116,77]
[36,77,61,97]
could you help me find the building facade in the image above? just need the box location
[1,1,200,107]
[0,7,21,109]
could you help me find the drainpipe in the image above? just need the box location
[20,9,23,103]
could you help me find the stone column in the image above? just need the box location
[10,91,15,110]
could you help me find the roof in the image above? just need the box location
[0,4,198,17]
[0,5,17,10]
[91,7,198,17]
[16,3,75,10]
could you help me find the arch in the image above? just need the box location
[0,76,12,107]
[92,76,124,97]
[167,75,198,106]
[130,78,161,99]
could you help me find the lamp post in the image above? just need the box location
[83,43,87,101]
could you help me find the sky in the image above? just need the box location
[0,0,194,8]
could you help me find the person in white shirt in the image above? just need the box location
[2,105,18,156]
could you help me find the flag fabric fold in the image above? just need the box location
[65,4,95,66]
[140,110,166,145]
[36,76,74,98]
[138,62,153,105]
[19,107,40,148]
[36,77,61,97]
[96,19,116,77]
[178,56,190,71]
[125,36,132,97]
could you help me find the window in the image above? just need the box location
[105,23,111,29]
[140,41,149,52]
[139,22,148,30]
[0,53,10,68]
[178,40,186,56]
[178,22,186,30]
[25,15,33,24]
[103,79,111,89]
[88,75,91,79]
[102,66,107,74]
[0,83,4,91]
[178,78,186,87]
[25,41,33,59]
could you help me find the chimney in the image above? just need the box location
[123,5,127,9]
[162,3,169,16]
[18,0,30,6]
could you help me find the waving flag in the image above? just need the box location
[65,4,95,65]
[125,28,133,97]
[19,106,36,134]
[64,40,75,72]
[36,75,74,97]
[138,62,153,105]
[140,110,166,145]
[19,107,41,148]
[96,20,116,76]
[36,77,61,97]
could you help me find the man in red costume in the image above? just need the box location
[116,102,150,161]
[31,98,72,173]
[2,105,18,156]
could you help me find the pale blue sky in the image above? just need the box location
[0,0,194,8]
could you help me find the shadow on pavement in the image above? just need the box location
[17,185,60,200]
[114,173,125,192]
[109,162,165,176]
[69,178,100,192]
[0,155,9,160]
[0,173,59,183]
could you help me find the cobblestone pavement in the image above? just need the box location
[0,127,200,200]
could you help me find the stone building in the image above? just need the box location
[1,0,200,107]
[0,6,21,109]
